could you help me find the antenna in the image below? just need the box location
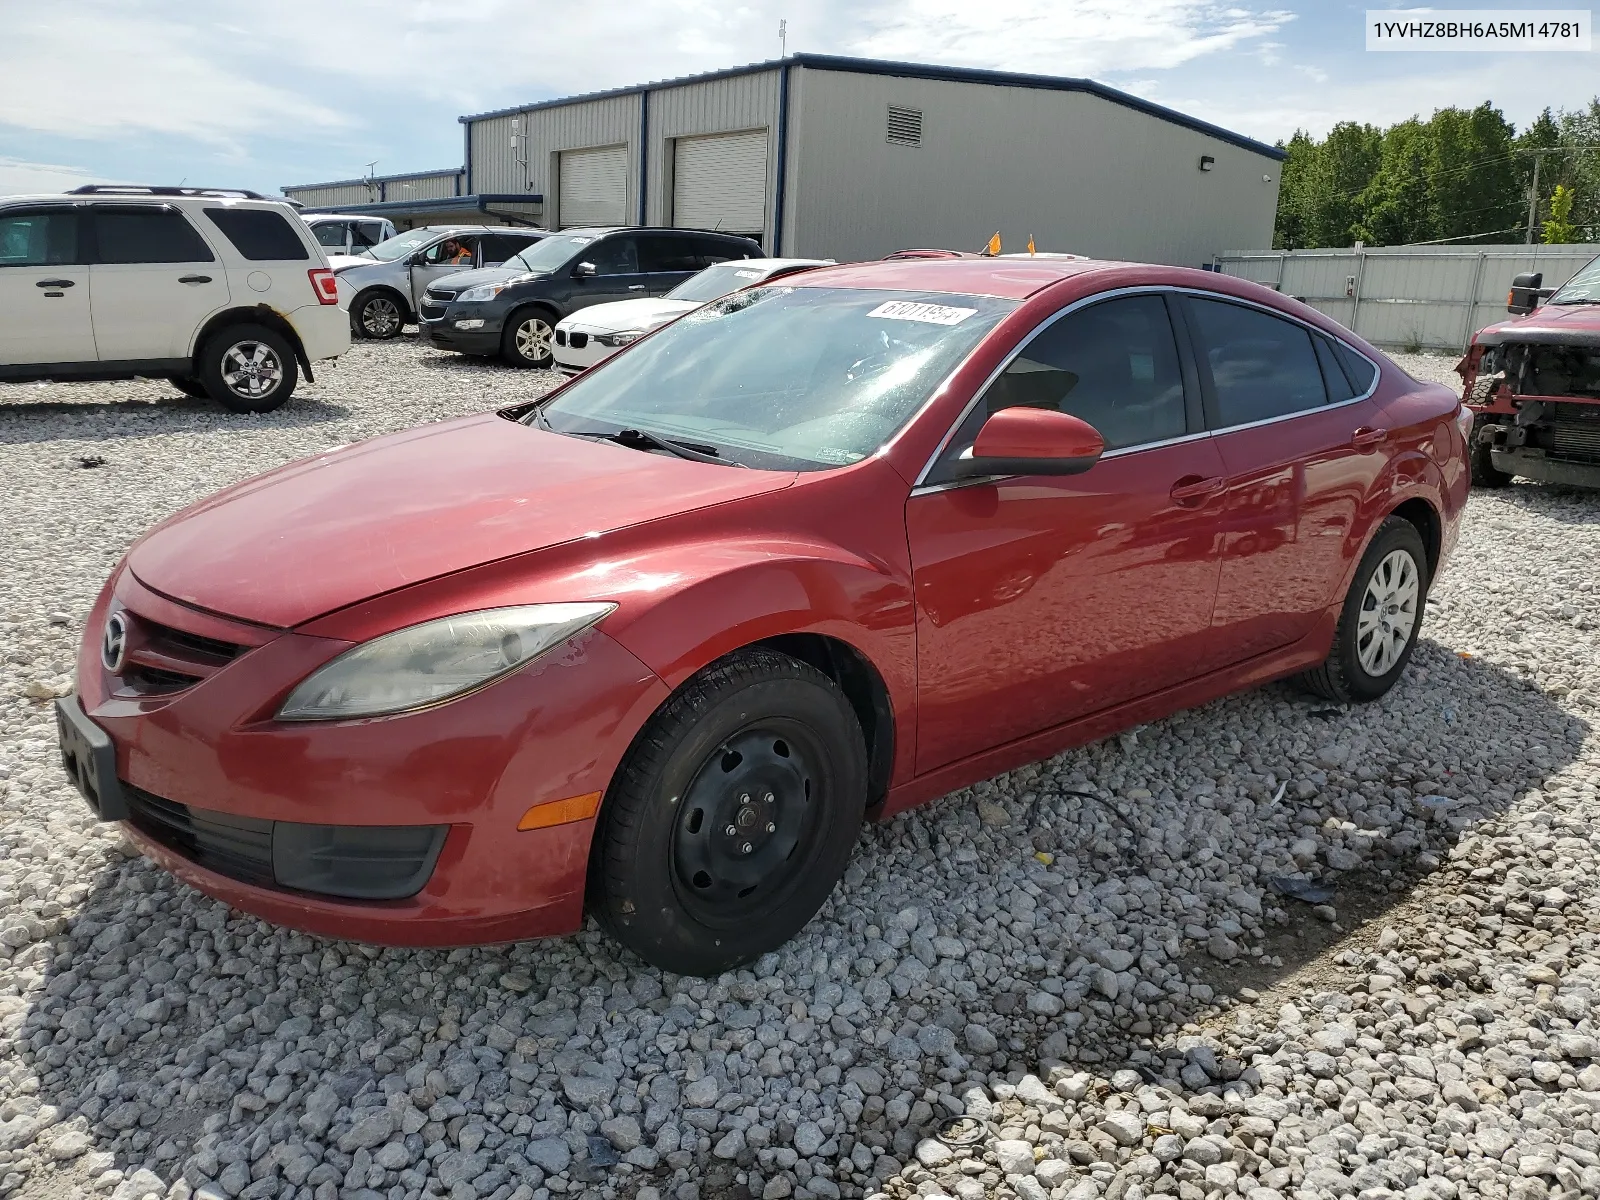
[363,160,379,200]
[779,18,787,57]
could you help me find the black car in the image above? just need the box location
[418,227,763,367]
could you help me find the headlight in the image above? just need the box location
[278,603,615,721]
[594,330,644,347]
[456,283,505,303]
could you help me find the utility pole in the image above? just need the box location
[1525,151,1542,244]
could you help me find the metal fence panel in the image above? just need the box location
[1214,244,1600,351]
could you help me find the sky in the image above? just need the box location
[2,1,1597,197]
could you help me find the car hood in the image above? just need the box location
[428,266,528,293]
[127,413,795,628]
[1475,302,1600,345]
[563,297,697,333]
[327,253,377,272]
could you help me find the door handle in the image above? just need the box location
[627,284,646,290]
[36,279,75,288]
[1350,426,1388,451]
[178,274,213,285]
[1170,475,1225,505]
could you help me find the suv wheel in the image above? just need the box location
[1295,516,1428,704]
[199,324,298,413]
[502,308,555,368]
[352,290,406,339]
[1469,415,1514,488]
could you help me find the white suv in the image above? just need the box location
[0,185,350,412]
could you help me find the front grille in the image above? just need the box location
[554,329,567,346]
[1550,405,1600,463]
[123,784,449,900]
[567,331,589,350]
[126,785,275,887]
[114,611,246,696]
[418,300,447,322]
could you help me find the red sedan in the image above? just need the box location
[57,258,1469,976]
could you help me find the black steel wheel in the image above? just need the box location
[590,648,868,976]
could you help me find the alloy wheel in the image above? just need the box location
[515,317,553,363]
[220,341,284,401]
[362,297,401,337]
[1356,548,1419,676]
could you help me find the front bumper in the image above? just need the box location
[418,313,504,355]
[1490,446,1600,488]
[71,569,671,946]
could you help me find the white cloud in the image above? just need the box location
[0,7,350,149]
[846,0,1295,76]
[0,157,120,195]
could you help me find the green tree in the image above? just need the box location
[1543,184,1578,242]
[1426,103,1521,242]
[1272,132,1315,249]
[1356,119,1435,245]
[1304,122,1382,245]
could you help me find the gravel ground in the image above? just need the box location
[2,346,1598,1200]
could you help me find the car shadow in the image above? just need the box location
[0,392,353,445]
[7,640,1585,1199]
[1480,480,1600,523]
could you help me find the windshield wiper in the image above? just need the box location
[604,427,735,466]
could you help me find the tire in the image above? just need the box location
[197,324,298,414]
[589,648,869,976]
[1295,516,1429,704]
[501,308,555,368]
[167,376,209,399]
[352,289,407,339]
[1469,414,1514,488]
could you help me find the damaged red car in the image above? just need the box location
[1460,253,1600,489]
[58,258,1467,976]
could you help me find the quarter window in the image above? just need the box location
[1187,296,1328,426]
[967,294,1188,453]
[205,208,310,261]
[1334,342,1377,394]
[0,210,78,266]
[93,207,214,264]
[1313,335,1356,403]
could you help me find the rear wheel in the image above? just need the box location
[589,649,868,976]
[198,324,297,413]
[1295,516,1428,704]
[352,290,406,339]
[501,308,555,368]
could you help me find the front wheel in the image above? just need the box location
[352,290,406,339]
[1295,516,1428,704]
[198,325,298,413]
[589,649,868,976]
[501,309,554,368]
[1469,416,1514,488]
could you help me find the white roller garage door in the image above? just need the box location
[673,130,768,237]
[558,145,627,228]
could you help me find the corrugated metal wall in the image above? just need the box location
[283,182,378,207]
[787,69,1280,266]
[470,112,524,193]
[1215,244,1600,350]
[383,171,461,201]
[649,70,782,244]
[469,96,640,223]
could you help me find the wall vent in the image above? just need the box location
[886,105,923,147]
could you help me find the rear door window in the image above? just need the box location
[93,207,214,264]
[205,208,311,261]
[637,234,701,273]
[1186,296,1328,427]
[693,236,751,267]
[0,209,79,266]
[312,223,348,249]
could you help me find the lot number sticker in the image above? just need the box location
[868,300,978,325]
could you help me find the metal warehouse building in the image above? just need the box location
[287,54,1284,265]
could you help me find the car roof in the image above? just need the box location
[791,256,1136,300]
[0,192,294,209]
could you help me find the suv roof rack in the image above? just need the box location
[66,185,270,200]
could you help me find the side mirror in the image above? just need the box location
[947,407,1105,478]
[573,261,597,279]
[1508,272,1544,315]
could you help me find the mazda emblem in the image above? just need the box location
[101,612,128,674]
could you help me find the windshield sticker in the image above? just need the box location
[867,300,978,326]
[734,269,764,279]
